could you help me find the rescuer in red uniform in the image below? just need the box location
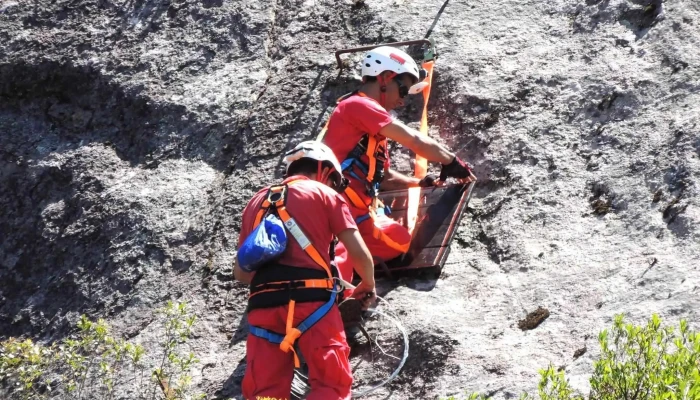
[322,46,477,285]
[234,141,376,400]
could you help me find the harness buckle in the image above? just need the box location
[266,185,287,206]
[328,277,353,294]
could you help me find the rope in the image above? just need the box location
[424,0,451,39]
[351,301,410,399]
[290,296,410,399]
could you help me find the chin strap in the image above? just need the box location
[377,72,397,110]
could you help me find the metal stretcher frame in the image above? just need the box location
[376,181,475,274]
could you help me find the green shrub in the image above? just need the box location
[0,338,52,400]
[589,314,700,400]
[0,301,204,400]
[445,314,700,400]
[152,301,204,400]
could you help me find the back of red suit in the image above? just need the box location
[238,176,357,400]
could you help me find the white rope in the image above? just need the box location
[290,296,410,399]
[351,305,410,399]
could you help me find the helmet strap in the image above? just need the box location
[316,161,323,183]
[317,161,339,188]
[377,72,397,110]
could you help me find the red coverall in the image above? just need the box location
[238,176,357,400]
[323,94,412,287]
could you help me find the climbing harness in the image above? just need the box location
[320,102,410,254]
[247,180,347,368]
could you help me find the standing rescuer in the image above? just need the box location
[321,46,477,285]
[233,141,376,400]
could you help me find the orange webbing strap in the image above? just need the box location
[279,299,303,368]
[263,190,336,363]
[252,180,331,277]
[275,206,332,278]
[406,60,435,234]
[343,186,371,209]
[372,225,410,253]
[366,135,384,211]
[248,278,334,298]
[365,135,378,187]
[252,180,306,228]
[253,206,266,227]
[253,196,274,227]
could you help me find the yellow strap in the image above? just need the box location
[406,60,435,234]
[316,118,331,142]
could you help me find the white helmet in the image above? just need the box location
[361,46,428,94]
[283,140,343,176]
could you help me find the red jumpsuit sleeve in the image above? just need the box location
[325,191,358,236]
[343,97,394,136]
[237,201,256,248]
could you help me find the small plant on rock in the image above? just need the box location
[589,314,700,399]
[522,366,584,400]
[0,338,52,400]
[152,301,205,400]
[0,301,205,400]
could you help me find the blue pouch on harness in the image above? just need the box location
[237,214,287,273]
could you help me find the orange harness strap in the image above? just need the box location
[372,226,410,253]
[406,60,435,234]
[343,186,371,209]
[280,300,302,367]
[250,180,337,368]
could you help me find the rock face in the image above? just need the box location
[1,0,699,399]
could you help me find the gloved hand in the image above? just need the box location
[440,156,475,182]
[418,174,439,187]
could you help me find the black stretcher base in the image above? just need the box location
[374,182,474,276]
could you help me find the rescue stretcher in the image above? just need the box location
[375,181,474,276]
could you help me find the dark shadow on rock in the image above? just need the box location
[216,357,246,399]
[0,61,240,339]
[361,271,439,313]
[0,146,166,338]
[229,312,249,347]
[0,60,242,173]
[389,329,460,398]
[202,0,224,8]
[618,0,664,39]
